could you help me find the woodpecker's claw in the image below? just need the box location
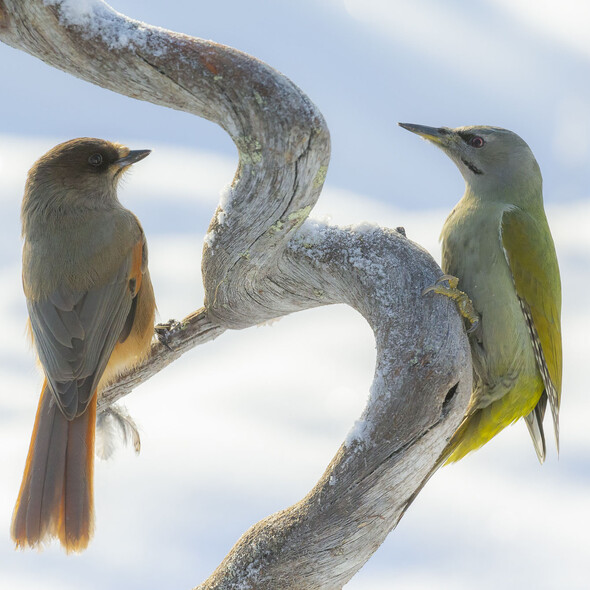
[422,274,461,295]
[423,274,480,333]
[466,317,480,334]
[155,319,184,350]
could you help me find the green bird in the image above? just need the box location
[399,123,562,463]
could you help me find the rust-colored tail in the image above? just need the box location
[11,381,96,553]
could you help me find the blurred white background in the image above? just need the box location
[0,1,589,588]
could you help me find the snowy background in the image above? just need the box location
[1,1,589,588]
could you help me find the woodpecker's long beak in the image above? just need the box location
[114,149,151,169]
[398,123,451,146]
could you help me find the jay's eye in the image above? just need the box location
[469,136,485,148]
[88,153,103,166]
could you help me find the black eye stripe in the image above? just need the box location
[458,131,475,143]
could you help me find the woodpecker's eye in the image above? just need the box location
[469,136,485,148]
[88,153,103,167]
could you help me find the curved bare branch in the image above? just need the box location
[0,2,472,588]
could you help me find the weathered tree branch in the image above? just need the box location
[0,2,472,588]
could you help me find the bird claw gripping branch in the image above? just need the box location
[423,274,480,334]
[155,318,184,350]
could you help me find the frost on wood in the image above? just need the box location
[0,2,472,589]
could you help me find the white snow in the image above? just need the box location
[43,0,168,53]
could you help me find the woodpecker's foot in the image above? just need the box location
[155,319,184,350]
[423,274,480,333]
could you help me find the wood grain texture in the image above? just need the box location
[1,2,472,587]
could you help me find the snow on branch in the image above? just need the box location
[0,1,472,588]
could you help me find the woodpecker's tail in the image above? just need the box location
[11,381,96,553]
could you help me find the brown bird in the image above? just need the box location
[11,138,156,553]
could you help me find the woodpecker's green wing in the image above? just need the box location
[501,206,562,451]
